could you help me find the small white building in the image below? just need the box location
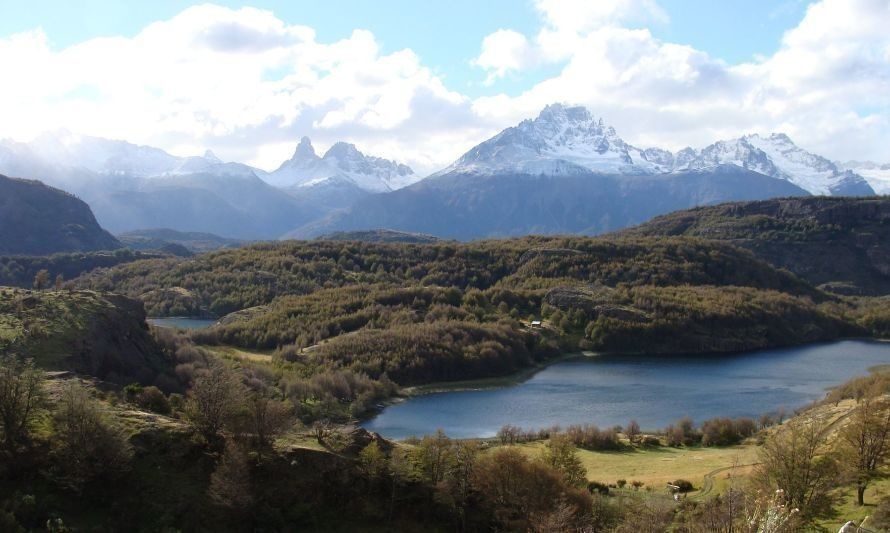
[530,320,542,328]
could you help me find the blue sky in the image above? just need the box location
[0,0,812,97]
[0,0,886,171]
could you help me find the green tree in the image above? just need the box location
[542,434,587,488]
[51,381,133,491]
[414,429,454,485]
[0,355,45,451]
[358,441,388,479]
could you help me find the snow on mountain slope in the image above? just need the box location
[840,161,890,195]
[433,104,876,197]
[677,133,874,196]
[8,131,257,179]
[437,104,670,176]
[265,137,418,192]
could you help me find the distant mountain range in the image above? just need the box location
[0,131,416,239]
[0,173,121,255]
[290,104,880,239]
[0,104,886,242]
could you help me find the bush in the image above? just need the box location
[671,479,694,493]
[587,481,610,495]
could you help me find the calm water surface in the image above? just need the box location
[147,317,218,330]
[363,340,890,439]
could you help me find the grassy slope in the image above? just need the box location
[0,287,172,386]
[500,395,884,530]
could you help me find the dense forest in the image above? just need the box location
[623,196,890,295]
[50,233,884,423]
[0,249,161,289]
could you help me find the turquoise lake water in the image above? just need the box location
[363,340,890,439]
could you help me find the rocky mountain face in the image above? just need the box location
[266,136,419,193]
[438,104,875,196]
[622,196,890,295]
[289,165,810,240]
[437,104,672,177]
[294,104,883,239]
[839,160,890,195]
[678,133,875,196]
[0,173,121,255]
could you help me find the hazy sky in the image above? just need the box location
[0,0,887,174]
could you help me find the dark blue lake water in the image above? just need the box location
[147,317,218,330]
[363,340,890,439]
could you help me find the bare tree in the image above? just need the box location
[32,270,50,291]
[752,418,837,518]
[0,355,45,451]
[185,362,244,444]
[840,396,890,505]
[626,419,641,443]
[246,394,293,450]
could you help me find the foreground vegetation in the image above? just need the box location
[2,343,889,531]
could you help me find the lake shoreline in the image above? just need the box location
[362,338,890,440]
[398,336,890,399]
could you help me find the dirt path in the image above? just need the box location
[694,463,760,500]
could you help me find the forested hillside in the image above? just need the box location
[0,174,121,255]
[623,196,890,295]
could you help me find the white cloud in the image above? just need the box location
[0,5,476,174]
[0,0,888,176]
[473,29,537,84]
[473,0,890,162]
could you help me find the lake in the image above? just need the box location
[147,317,218,330]
[363,340,890,439]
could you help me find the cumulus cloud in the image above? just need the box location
[473,29,536,85]
[473,0,890,162]
[0,0,888,175]
[0,5,477,174]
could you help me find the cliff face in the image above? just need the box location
[0,174,121,255]
[624,197,890,295]
[0,288,173,387]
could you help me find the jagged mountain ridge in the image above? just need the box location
[289,165,811,240]
[438,104,875,197]
[839,160,890,195]
[266,136,418,192]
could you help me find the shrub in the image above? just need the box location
[587,481,610,495]
[671,479,694,493]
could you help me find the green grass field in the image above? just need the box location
[514,440,759,497]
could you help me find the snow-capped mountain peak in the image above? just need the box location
[203,150,222,163]
[439,103,669,176]
[681,132,874,196]
[265,137,418,192]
